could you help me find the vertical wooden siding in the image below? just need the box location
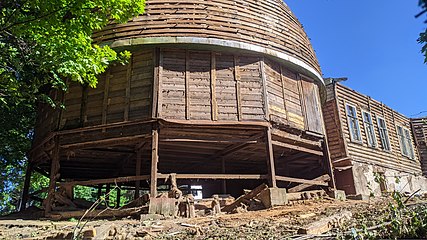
[34,48,326,144]
[334,83,421,174]
[160,49,266,121]
[322,90,347,161]
[57,49,154,129]
[411,118,427,176]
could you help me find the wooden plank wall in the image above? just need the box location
[53,49,154,130]
[411,118,427,176]
[93,0,320,74]
[159,48,324,134]
[33,47,326,145]
[160,49,266,121]
[33,90,62,145]
[333,83,421,174]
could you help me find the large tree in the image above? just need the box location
[0,0,145,213]
[418,0,427,62]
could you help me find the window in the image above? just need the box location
[362,111,377,147]
[377,117,391,151]
[397,125,415,159]
[346,104,362,142]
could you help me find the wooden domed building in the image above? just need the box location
[24,0,335,215]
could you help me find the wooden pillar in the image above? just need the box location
[265,127,277,188]
[97,184,102,199]
[322,139,337,189]
[105,184,111,207]
[134,149,142,199]
[116,186,121,208]
[45,141,60,215]
[20,163,33,211]
[221,158,227,194]
[150,128,159,197]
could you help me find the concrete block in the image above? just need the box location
[258,188,287,208]
[327,189,346,201]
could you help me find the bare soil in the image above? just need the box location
[0,198,399,240]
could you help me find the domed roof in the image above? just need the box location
[94,0,321,83]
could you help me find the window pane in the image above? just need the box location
[346,105,361,142]
[377,118,390,151]
[404,129,415,159]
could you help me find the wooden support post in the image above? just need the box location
[221,158,227,194]
[150,128,159,197]
[322,139,336,189]
[45,141,60,215]
[105,184,111,207]
[265,127,277,188]
[116,186,121,208]
[20,163,33,211]
[134,149,142,199]
[97,184,102,199]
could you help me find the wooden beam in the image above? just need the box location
[134,149,142,199]
[233,55,242,121]
[276,175,329,186]
[158,119,269,128]
[157,173,267,180]
[222,184,268,213]
[288,174,331,193]
[150,129,159,197]
[265,127,277,188]
[211,52,218,121]
[45,140,60,215]
[208,132,264,160]
[272,140,324,156]
[271,128,322,147]
[61,175,151,187]
[321,139,336,189]
[221,158,227,194]
[160,138,258,144]
[19,163,33,211]
[60,134,150,149]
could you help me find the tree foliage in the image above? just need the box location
[0,0,145,214]
[418,0,427,62]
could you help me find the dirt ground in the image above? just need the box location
[0,197,401,240]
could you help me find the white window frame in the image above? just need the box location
[345,103,362,143]
[377,116,391,151]
[362,110,377,148]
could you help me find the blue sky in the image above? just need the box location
[285,0,427,117]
